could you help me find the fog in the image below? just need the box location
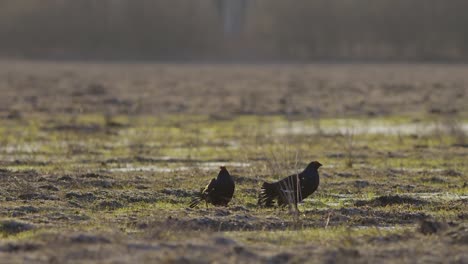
[1,0,467,61]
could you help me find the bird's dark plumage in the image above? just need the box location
[258,161,322,209]
[189,166,235,208]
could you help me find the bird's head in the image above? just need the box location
[307,161,322,170]
[217,166,231,179]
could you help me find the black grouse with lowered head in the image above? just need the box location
[189,166,235,208]
[258,161,322,210]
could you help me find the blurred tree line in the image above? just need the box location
[1,0,467,61]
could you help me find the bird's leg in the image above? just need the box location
[292,202,301,223]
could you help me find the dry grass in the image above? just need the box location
[0,61,467,263]
[1,61,468,118]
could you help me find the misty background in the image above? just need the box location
[1,0,468,61]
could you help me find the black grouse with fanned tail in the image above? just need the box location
[189,166,235,208]
[258,161,322,209]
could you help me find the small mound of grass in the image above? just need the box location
[0,220,35,236]
[355,195,427,207]
[418,219,447,235]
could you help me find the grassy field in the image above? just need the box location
[0,61,467,263]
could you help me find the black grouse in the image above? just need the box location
[258,161,322,209]
[189,166,235,208]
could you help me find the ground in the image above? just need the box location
[0,61,467,263]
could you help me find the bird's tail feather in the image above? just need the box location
[189,198,201,208]
[189,195,202,208]
[258,182,277,207]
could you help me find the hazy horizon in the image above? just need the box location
[1,1,468,61]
